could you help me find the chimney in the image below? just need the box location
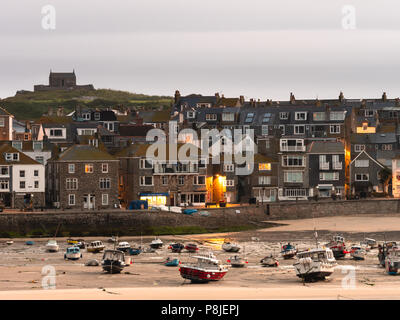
[215,92,220,102]
[57,106,64,117]
[239,96,245,105]
[25,121,31,132]
[315,99,321,107]
[382,92,387,102]
[174,90,181,104]
[290,92,295,104]
[48,107,53,116]
[266,99,272,106]
[396,98,400,106]
[339,91,344,102]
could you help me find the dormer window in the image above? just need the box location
[365,110,374,117]
[295,112,307,121]
[280,112,289,120]
[82,113,91,120]
[262,113,272,123]
[12,141,22,150]
[0,118,4,127]
[245,112,255,123]
[206,114,217,121]
[5,153,19,161]
[187,111,195,119]
[49,129,63,137]
[94,113,100,121]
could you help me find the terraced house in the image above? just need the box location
[46,144,119,209]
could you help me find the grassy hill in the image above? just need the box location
[0,89,173,120]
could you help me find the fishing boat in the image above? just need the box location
[378,241,397,267]
[117,241,131,252]
[361,238,377,249]
[169,243,185,253]
[129,246,142,255]
[164,257,180,267]
[294,247,337,282]
[260,255,279,267]
[385,246,400,275]
[75,239,85,249]
[25,241,34,246]
[185,243,199,253]
[350,245,366,260]
[221,241,240,253]
[87,240,105,253]
[179,252,229,283]
[149,238,163,249]
[281,243,297,259]
[67,238,79,245]
[325,235,347,259]
[46,239,59,252]
[6,240,13,245]
[64,246,82,260]
[227,255,248,268]
[101,250,127,274]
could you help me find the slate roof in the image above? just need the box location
[0,144,41,165]
[118,125,154,137]
[307,141,345,153]
[57,145,116,161]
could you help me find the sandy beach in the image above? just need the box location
[1,214,400,299]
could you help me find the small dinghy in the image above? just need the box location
[85,259,100,266]
[183,209,197,215]
[185,243,199,253]
[169,243,185,253]
[25,241,34,246]
[227,255,248,268]
[150,238,163,249]
[87,241,105,253]
[101,250,127,274]
[164,257,180,267]
[350,245,366,260]
[117,241,131,252]
[6,240,13,245]
[64,246,82,260]
[260,255,279,267]
[326,235,347,259]
[46,240,59,252]
[281,243,297,259]
[129,246,142,255]
[362,238,377,249]
[222,241,241,253]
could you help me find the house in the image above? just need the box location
[46,144,119,209]
[0,107,14,141]
[0,144,45,208]
[10,140,53,165]
[307,141,346,199]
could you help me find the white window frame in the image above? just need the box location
[355,173,369,181]
[0,118,4,127]
[258,176,271,185]
[224,164,234,172]
[68,164,75,174]
[330,111,345,121]
[193,175,206,185]
[102,194,109,205]
[224,179,235,187]
[294,125,305,135]
[102,163,109,173]
[355,159,369,167]
[319,172,339,181]
[206,113,217,121]
[284,171,304,183]
[295,112,307,121]
[330,125,341,134]
[354,144,365,152]
[139,176,153,186]
[99,178,111,189]
[68,194,75,206]
[261,125,269,136]
[280,112,289,120]
[187,111,195,119]
[66,178,78,190]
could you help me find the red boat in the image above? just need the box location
[185,243,199,253]
[179,253,228,283]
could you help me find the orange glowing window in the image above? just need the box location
[259,163,271,171]
[85,164,93,173]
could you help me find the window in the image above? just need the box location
[261,125,269,136]
[354,145,365,152]
[187,111,195,119]
[330,111,345,121]
[0,180,9,190]
[279,125,285,135]
[34,170,39,177]
[245,112,255,123]
[19,170,25,178]
[294,125,305,135]
[12,141,22,150]
[20,181,25,189]
[224,164,234,172]
[224,179,235,187]
[284,171,303,183]
[295,112,307,121]
[355,173,369,181]
[206,114,217,121]
[94,113,100,121]
[66,178,78,190]
[383,144,393,151]
[33,141,43,151]
[79,129,96,136]
[0,118,4,127]
[259,163,271,171]
[5,153,18,161]
[162,176,168,185]
[284,189,307,197]
[262,113,272,123]
[68,194,75,206]
[178,176,185,185]
[330,125,340,134]
[140,176,153,186]
[192,194,206,203]
[355,160,369,167]
[49,129,63,137]
[319,172,339,180]
[193,176,206,185]
[282,155,305,167]
[99,178,111,189]
[280,112,289,120]
[313,112,326,121]
[102,194,109,205]
[82,113,91,120]
[319,155,329,169]
[222,113,234,122]
[0,167,8,176]
[365,110,374,117]
[259,176,271,185]
[265,139,270,149]
[68,164,75,173]
[13,153,19,161]
[102,163,108,173]
[34,181,39,188]
[35,156,44,164]
[198,160,207,169]
[85,164,93,173]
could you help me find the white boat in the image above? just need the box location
[227,255,248,268]
[385,246,400,275]
[46,240,59,252]
[293,247,337,282]
[150,238,163,249]
[87,241,105,253]
[361,238,377,249]
[102,250,127,274]
[350,245,366,260]
[64,246,82,260]
[117,241,131,252]
[6,240,13,245]
[260,255,279,267]
[222,242,241,252]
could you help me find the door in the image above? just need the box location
[83,195,95,209]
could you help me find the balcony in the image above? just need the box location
[280,146,306,152]
[319,163,329,170]
[333,162,343,170]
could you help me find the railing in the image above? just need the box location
[333,162,343,170]
[280,146,306,152]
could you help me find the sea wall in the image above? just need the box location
[1,199,399,237]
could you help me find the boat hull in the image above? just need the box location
[46,245,59,252]
[102,262,125,274]
[179,267,227,283]
[129,248,142,255]
[150,244,163,249]
[65,253,81,260]
[296,271,333,282]
[87,247,104,253]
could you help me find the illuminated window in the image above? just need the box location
[258,163,271,171]
[85,164,93,173]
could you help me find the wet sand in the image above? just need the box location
[1,214,400,299]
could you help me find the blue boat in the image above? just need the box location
[183,209,197,215]
[129,247,142,255]
[25,241,34,245]
[164,258,180,267]
[169,243,185,253]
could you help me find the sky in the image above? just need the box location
[1,0,400,100]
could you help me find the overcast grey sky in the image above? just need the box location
[1,0,400,100]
